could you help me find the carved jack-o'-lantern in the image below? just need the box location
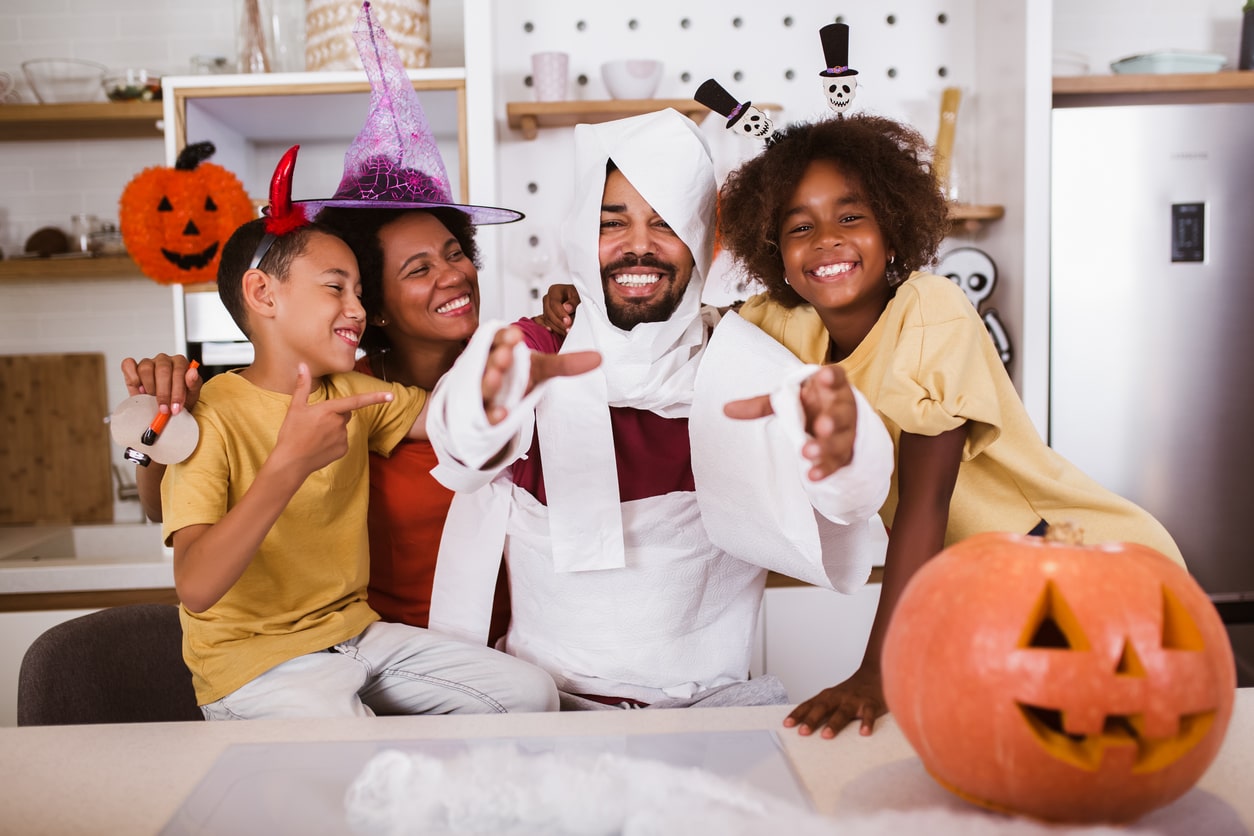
[119,141,255,285]
[881,528,1235,824]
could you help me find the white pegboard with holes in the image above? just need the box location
[475,1,988,319]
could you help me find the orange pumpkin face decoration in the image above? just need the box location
[882,529,1235,824]
[119,141,255,285]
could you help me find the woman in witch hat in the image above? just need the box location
[123,2,526,644]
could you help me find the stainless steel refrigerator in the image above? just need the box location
[1051,101,1254,686]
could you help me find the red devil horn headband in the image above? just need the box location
[264,145,309,235]
[249,145,311,270]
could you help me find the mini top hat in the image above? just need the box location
[302,2,521,225]
[694,78,779,142]
[694,78,752,129]
[819,22,859,78]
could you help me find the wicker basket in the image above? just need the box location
[306,0,430,71]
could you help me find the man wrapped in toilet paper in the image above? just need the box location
[426,108,893,709]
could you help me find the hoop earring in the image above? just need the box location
[886,255,904,288]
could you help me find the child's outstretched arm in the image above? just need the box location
[786,424,967,739]
[173,364,393,613]
[482,325,600,425]
[120,353,202,522]
[724,364,859,481]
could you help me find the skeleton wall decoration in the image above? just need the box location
[937,246,1014,368]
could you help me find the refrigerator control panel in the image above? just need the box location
[1171,202,1205,262]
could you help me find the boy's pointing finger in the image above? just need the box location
[327,390,395,415]
[326,393,393,418]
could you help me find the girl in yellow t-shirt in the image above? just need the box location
[718,113,1183,741]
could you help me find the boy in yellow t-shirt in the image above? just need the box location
[162,211,558,720]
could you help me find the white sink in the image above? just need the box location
[0,523,173,594]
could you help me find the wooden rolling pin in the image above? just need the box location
[933,86,962,200]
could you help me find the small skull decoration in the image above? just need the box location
[694,78,780,144]
[824,77,858,114]
[734,105,776,139]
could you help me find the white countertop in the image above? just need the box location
[0,522,173,594]
[0,553,174,593]
[1,692,1251,835]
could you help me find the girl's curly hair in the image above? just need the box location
[718,113,950,308]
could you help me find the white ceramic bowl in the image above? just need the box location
[22,58,108,104]
[601,59,663,100]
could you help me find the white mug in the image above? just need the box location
[531,52,569,102]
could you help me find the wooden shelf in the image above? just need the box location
[0,101,165,141]
[508,99,718,139]
[948,203,1004,233]
[1054,70,1254,106]
[0,254,146,281]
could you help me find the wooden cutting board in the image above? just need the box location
[0,353,113,524]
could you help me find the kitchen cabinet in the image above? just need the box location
[760,583,882,702]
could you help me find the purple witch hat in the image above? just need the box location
[302,2,521,225]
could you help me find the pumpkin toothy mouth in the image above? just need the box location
[1018,702,1217,774]
[1014,578,1219,774]
[162,242,220,271]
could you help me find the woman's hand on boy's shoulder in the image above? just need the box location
[121,353,202,415]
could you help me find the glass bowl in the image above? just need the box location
[21,58,108,104]
[103,69,162,102]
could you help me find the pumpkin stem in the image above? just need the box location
[175,141,217,171]
[1044,521,1085,546]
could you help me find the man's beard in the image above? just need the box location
[601,254,688,331]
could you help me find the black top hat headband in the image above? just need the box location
[694,78,780,144]
[695,21,863,146]
[819,23,859,115]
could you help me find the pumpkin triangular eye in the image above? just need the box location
[1115,638,1146,677]
[1020,580,1091,650]
[158,196,173,212]
[1162,585,1204,651]
[205,196,218,211]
